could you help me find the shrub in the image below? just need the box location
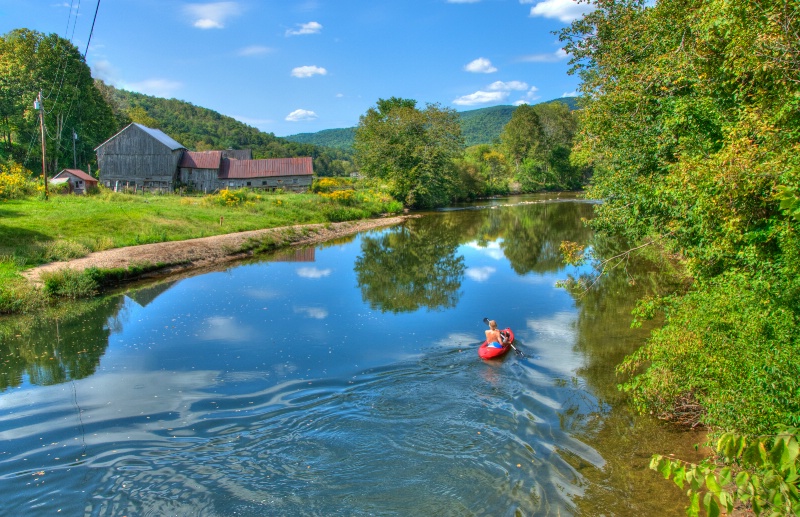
[0,278,44,313]
[37,240,91,262]
[40,268,98,299]
[0,161,38,200]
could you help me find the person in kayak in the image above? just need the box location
[485,320,508,349]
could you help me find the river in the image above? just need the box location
[0,194,705,516]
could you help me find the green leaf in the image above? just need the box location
[687,491,700,517]
[705,494,720,517]
[706,473,722,496]
[719,467,732,487]
[673,465,686,489]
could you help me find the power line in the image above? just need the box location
[84,0,101,59]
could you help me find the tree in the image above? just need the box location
[353,97,464,208]
[0,29,117,175]
[559,0,800,434]
[500,104,543,171]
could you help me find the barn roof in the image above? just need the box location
[94,123,186,152]
[179,151,223,169]
[133,124,186,150]
[52,168,98,183]
[221,157,313,179]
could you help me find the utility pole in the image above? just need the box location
[35,91,48,200]
[73,129,78,169]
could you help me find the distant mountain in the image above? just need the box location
[283,127,357,152]
[94,81,354,176]
[284,97,580,151]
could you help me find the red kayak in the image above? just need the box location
[478,328,515,359]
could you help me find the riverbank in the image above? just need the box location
[22,215,410,286]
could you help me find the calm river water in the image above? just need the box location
[0,195,705,516]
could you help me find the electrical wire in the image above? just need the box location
[84,0,101,59]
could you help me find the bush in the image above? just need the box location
[0,161,38,200]
[40,268,98,299]
[0,278,44,313]
[36,240,91,262]
[618,270,800,435]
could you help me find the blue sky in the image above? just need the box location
[0,0,592,136]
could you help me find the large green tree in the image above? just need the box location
[560,0,800,436]
[500,101,583,190]
[0,29,116,175]
[353,97,464,208]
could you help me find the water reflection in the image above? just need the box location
[354,219,465,313]
[0,197,703,516]
[0,297,122,390]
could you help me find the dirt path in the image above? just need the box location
[22,216,409,285]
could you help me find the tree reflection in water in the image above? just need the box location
[354,216,466,313]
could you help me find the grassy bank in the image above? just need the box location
[0,186,402,313]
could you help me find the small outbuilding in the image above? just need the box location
[50,168,98,194]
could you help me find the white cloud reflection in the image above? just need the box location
[296,267,332,279]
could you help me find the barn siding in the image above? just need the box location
[179,168,219,193]
[97,124,185,192]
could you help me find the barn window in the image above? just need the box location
[262,181,267,185]
[247,181,251,186]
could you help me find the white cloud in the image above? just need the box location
[286,21,323,36]
[294,306,329,319]
[524,0,594,23]
[453,91,507,106]
[520,48,569,62]
[91,59,118,83]
[464,57,497,74]
[514,86,541,105]
[296,266,330,277]
[488,80,529,91]
[291,65,328,78]
[184,2,242,29]
[202,316,253,342]
[464,240,506,260]
[285,109,318,122]
[122,78,183,97]
[238,45,272,56]
[466,266,497,282]
[562,90,579,97]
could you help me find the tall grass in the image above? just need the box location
[0,184,402,312]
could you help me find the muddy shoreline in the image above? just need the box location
[23,216,410,286]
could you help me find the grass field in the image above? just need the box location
[0,187,402,312]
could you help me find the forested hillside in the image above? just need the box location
[282,127,356,151]
[286,98,580,150]
[94,82,354,176]
[0,27,353,178]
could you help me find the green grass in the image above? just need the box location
[0,187,402,312]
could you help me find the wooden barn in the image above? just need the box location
[220,157,313,192]
[178,151,223,193]
[96,124,312,193]
[50,168,98,194]
[96,123,186,193]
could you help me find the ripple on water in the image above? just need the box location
[1,350,606,516]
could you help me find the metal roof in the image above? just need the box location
[52,168,98,183]
[179,151,223,169]
[133,123,186,150]
[94,123,186,151]
[221,157,313,179]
